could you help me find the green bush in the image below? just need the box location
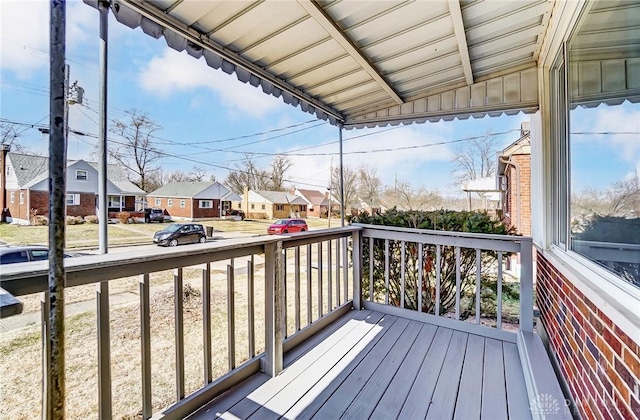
[350,208,517,318]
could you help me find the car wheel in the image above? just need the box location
[301,228,306,232]
[199,236,206,244]
[168,239,178,247]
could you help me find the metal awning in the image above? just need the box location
[84,0,554,128]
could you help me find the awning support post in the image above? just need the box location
[339,124,345,227]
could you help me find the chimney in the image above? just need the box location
[0,144,10,221]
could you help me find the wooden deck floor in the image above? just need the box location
[189,309,533,420]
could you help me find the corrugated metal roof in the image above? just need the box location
[84,0,554,128]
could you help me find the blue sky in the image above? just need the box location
[2,1,636,196]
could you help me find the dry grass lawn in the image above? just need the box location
[0,242,354,419]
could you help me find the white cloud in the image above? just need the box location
[138,48,285,118]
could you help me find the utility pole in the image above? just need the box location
[328,158,333,228]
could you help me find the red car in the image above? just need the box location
[267,218,308,234]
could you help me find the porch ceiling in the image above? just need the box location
[86,0,555,128]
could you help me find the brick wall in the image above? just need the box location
[503,154,531,236]
[537,253,640,419]
[29,190,49,218]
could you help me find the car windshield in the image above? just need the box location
[164,224,183,232]
[274,220,289,225]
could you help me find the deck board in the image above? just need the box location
[190,310,538,420]
[368,323,437,420]
[454,334,485,419]
[481,338,508,419]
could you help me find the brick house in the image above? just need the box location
[236,189,307,220]
[147,181,240,220]
[291,188,329,218]
[498,123,531,236]
[1,149,146,224]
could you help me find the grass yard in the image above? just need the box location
[0,241,354,419]
[0,217,339,249]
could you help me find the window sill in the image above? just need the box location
[538,245,640,341]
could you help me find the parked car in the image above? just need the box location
[267,218,308,234]
[0,246,79,265]
[226,209,245,220]
[153,223,207,247]
[145,208,165,223]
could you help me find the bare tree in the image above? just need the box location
[1,122,26,153]
[452,131,500,184]
[109,109,162,192]
[331,165,358,212]
[225,155,292,194]
[358,165,382,207]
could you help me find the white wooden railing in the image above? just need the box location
[0,225,534,418]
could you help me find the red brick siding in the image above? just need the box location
[537,253,640,419]
[502,154,531,236]
[66,193,96,217]
[147,197,223,219]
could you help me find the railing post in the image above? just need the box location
[352,229,363,310]
[519,240,534,333]
[264,241,283,377]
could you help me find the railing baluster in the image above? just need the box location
[174,268,185,400]
[520,242,534,333]
[476,249,481,325]
[202,264,212,384]
[497,251,503,330]
[400,241,406,309]
[369,238,374,302]
[248,256,255,358]
[41,292,51,419]
[282,249,287,337]
[436,245,441,316]
[418,243,423,313]
[455,247,461,320]
[227,264,235,370]
[97,281,112,419]
[264,241,283,377]
[139,274,152,419]
[294,247,301,332]
[335,238,341,306]
[317,241,323,319]
[384,239,390,305]
[352,230,363,310]
[306,244,312,325]
[342,237,348,303]
[328,239,333,312]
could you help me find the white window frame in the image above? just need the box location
[154,198,161,206]
[75,169,88,181]
[167,199,173,208]
[19,192,24,204]
[10,191,15,203]
[200,200,213,209]
[108,195,122,207]
[66,193,80,206]
[180,200,186,208]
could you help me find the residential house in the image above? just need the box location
[0,149,146,224]
[238,189,307,219]
[291,188,329,218]
[498,123,532,236]
[147,181,240,220]
[461,177,502,212]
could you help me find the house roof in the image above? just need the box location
[86,0,559,129]
[462,177,499,193]
[8,153,48,188]
[296,189,330,206]
[148,181,229,198]
[254,190,308,205]
[8,153,146,195]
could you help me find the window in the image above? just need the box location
[66,194,80,206]
[167,199,173,207]
[155,198,161,206]
[276,204,284,211]
[251,204,255,209]
[10,191,15,203]
[180,200,186,208]
[200,200,213,209]
[261,204,266,210]
[108,195,121,207]
[19,192,24,204]
[554,7,640,288]
[239,203,242,209]
[75,169,88,181]
[299,205,306,212]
